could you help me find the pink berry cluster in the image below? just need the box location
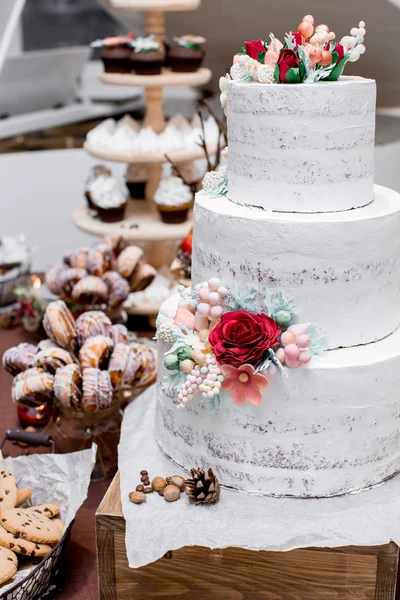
[195,277,228,330]
[177,353,223,410]
[275,323,312,369]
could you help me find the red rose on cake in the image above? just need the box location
[332,42,345,64]
[209,310,281,367]
[275,48,301,83]
[244,39,266,61]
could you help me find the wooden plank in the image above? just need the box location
[96,472,398,600]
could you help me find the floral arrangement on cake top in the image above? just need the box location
[223,15,366,89]
[156,278,326,411]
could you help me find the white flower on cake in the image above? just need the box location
[87,175,128,208]
[202,165,228,196]
[154,176,193,207]
[131,35,160,53]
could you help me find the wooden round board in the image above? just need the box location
[72,204,192,243]
[107,0,200,11]
[84,142,219,165]
[99,68,212,88]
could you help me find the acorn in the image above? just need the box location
[163,485,181,502]
[151,476,167,492]
[166,475,186,491]
[129,491,147,504]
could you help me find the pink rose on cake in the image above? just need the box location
[244,39,267,61]
[209,310,281,367]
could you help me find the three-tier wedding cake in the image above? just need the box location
[154,16,400,498]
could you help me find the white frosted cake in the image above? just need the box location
[154,17,400,498]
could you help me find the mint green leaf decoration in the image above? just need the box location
[308,325,328,356]
[264,291,296,320]
[274,63,281,83]
[324,55,350,82]
[200,393,222,414]
[258,50,266,64]
[284,32,296,50]
[162,370,187,394]
[254,349,288,378]
[229,283,259,312]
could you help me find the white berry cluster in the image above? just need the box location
[234,54,275,84]
[177,353,224,409]
[202,165,228,194]
[340,21,366,62]
[156,314,181,345]
[230,62,248,81]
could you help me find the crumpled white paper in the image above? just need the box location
[0,446,96,592]
[119,386,400,568]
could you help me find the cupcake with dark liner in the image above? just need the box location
[85,165,112,210]
[168,35,206,72]
[91,34,135,74]
[129,35,165,76]
[87,175,128,223]
[125,163,148,200]
[154,175,193,224]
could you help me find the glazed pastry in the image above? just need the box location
[35,347,75,374]
[82,368,113,412]
[117,246,143,280]
[108,343,138,390]
[54,364,82,408]
[64,247,90,270]
[45,265,66,296]
[130,263,157,292]
[108,273,131,308]
[86,244,112,277]
[102,234,127,263]
[76,311,112,346]
[79,335,113,369]
[43,300,77,352]
[12,371,54,405]
[2,343,37,376]
[130,343,148,383]
[71,276,108,306]
[13,367,45,384]
[58,268,87,299]
[109,324,129,345]
[137,347,157,387]
[37,339,58,352]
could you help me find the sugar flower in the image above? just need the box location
[221,364,268,405]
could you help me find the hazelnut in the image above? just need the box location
[163,485,181,502]
[143,487,153,494]
[151,476,167,492]
[129,491,146,504]
[136,484,144,492]
[166,475,186,491]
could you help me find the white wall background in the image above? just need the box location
[0,141,399,272]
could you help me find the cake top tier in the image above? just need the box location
[223,15,366,89]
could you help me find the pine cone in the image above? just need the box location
[184,468,220,505]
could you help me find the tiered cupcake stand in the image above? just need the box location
[73,0,211,319]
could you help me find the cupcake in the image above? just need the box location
[154,176,193,224]
[85,165,112,209]
[130,35,165,76]
[168,35,206,72]
[125,164,148,200]
[91,34,135,74]
[87,175,128,223]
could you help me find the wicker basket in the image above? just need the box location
[0,262,31,307]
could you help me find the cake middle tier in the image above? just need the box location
[193,185,400,349]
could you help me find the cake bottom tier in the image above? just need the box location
[155,297,400,498]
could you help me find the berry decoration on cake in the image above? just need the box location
[158,277,326,411]
[224,15,366,87]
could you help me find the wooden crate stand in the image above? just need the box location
[96,473,398,600]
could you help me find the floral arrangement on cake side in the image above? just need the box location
[156,278,326,411]
[219,15,366,99]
